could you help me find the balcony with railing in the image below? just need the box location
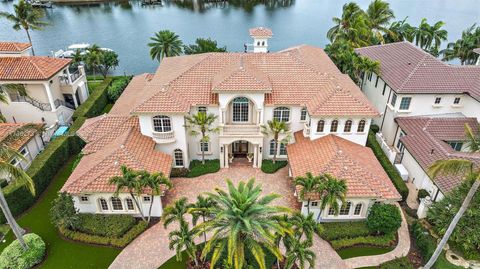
[60,68,83,86]
[220,124,262,137]
[152,130,175,144]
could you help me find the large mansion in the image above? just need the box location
[62,28,400,220]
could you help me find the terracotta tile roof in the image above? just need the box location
[131,45,378,117]
[62,121,172,194]
[396,116,480,193]
[249,27,273,37]
[0,123,42,151]
[0,56,71,81]
[287,131,401,200]
[355,42,480,101]
[0,42,31,52]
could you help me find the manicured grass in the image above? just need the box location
[336,246,393,259]
[88,81,102,94]
[158,252,187,269]
[261,160,287,173]
[0,157,120,269]
[102,103,114,114]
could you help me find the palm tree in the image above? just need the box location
[295,172,321,214]
[0,84,28,105]
[283,238,316,269]
[188,195,216,245]
[384,17,414,43]
[366,0,395,43]
[109,166,146,221]
[289,212,319,244]
[411,18,448,53]
[71,49,83,69]
[168,221,199,266]
[148,30,183,62]
[196,178,290,269]
[139,171,172,223]
[464,123,480,152]
[184,112,219,165]
[0,143,35,251]
[353,55,380,83]
[327,2,371,47]
[84,44,102,77]
[261,119,290,164]
[441,24,480,65]
[0,0,47,56]
[162,197,191,229]
[184,38,227,55]
[318,174,347,222]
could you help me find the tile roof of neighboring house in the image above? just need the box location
[0,56,71,81]
[0,42,31,52]
[287,131,401,200]
[355,42,480,101]
[129,45,378,117]
[0,123,42,152]
[396,116,480,193]
[249,27,273,37]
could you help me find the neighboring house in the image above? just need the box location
[64,28,387,219]
[288,131,401,222]
[393,116,480,202]
[0,41,89,127]
[0,123,44,183]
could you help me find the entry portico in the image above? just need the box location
[219,136,263,168]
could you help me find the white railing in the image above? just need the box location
[221,125,261,136]
[375,132,397,164]
[303,122,310,137]
[152,130,175,143]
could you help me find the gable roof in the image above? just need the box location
[0,56,71,81]
[0,123,42,151]
[355,42,480,101]
[396,116,480,193]
[0,42,31,53]
[287,132,401,200]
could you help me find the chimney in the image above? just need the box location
[248,27,273,53]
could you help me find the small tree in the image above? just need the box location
[184,112,219,165]
[283,238,316,269]
[50,192,80,230]
[162,197,192,229]
[109,166,146,221]
[366,203,401,235]
[97,50,119,78]
[184,38,227,55]
[168,221,199,266]
[139,171,172,223]
[188,195,216,246]
[295,172,321,214]
[261,119,289,164]
[318,174,347,221]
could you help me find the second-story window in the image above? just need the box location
[330,120,339,133]
[317,120,325,133]
[390,93,397,107]
[232,97,249,122]
[434,97,441,105]
[454,97,461,105]
[153,115,172,132]
[273,107,290,122]
[344,120,352,132]
[399,97,412,111]
[300,108,307,121]
[357,119,366,132]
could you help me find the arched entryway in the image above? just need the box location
[219,137,263,169]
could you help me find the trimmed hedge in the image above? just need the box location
[60,220,148,248]
[107,76,132,102]
[76,214,136,238]
[170,168,190,178]
[379,257,414,269]
[411,221,436,262]
[320,221,371,241]
[0,233,46,269]
[418,189,430,202]
[187,159,220,178]
[366,130,409,200]
[72,77,113,120]
[330,233,396,250]
[261,160,287,173]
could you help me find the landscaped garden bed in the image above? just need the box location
[260,160,287,173]
[171,160,220,178]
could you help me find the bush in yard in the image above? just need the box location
[260,160,287,173]
[319,221,371,241]
[107,76,132,102]
[417,189,430,202]
[379,257,414,269]
[50,192,80,230]
[0,233,46,269]
[411,220,436,261]
[370,124,380,134]
[76,214,136,237]
[187,159,220,178]
[330,233,396,249]
[366,203,401,235]
[170,167,190,178]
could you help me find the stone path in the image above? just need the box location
[344,203,410,268]
[406,181,419,209]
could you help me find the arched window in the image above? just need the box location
[99,198,108,211]
[261,41,265,46]
[357,119,366,132]
[279,143,287,155]
[269,139,276,155]
[339,201,352,215]
[111,197,123,211]
[257,41,260,46]
[232,97,249,122]
[152,115,172,132]
[125,198,135,211]
[344,120,352,132]
[330,120,338,133]
[354,203,363,215]
[174,149,184,167]
[317,120,325,133]
[273,107,290,122]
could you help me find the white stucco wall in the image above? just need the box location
[309,117,371,146]
[300,198,375,222]
[187,106,221,161]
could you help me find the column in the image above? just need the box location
[253,144,258,168]
[256,144,262,168]
[224,144,229,168]
[66,68,73,84]
[43,83,56,112]
[72,88,79,108]
[220,144,225,168]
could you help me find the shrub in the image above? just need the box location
[50,192,80,230]
[170,168,190,178]
[261,160,287,173]
[379,257,414,269]
[0,179,7,188]
[187,159,220,178]
[320,221,371,241]
[107,76,132,102]
[411,221,436,262]
[330,233,396,249]
[72,77,113,120]
[370,124,380,134]
[110,221,148,248]
[76,214,136,237]
[0,233,46,269]
[417,189,430,202]
[366,203,401,235]
[367,131,409,200]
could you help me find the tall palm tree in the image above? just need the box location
[184,112,219,165]
[188,195,216,245]
[295,172,321,214]
[464,123,480,152]
[441,24,480,65]
[84,44,102,77]
[283,238,316,269]
[327,2,371,47]
[0,0,47,56]
[168,220,199,266]
[411,18,448,53]
[366,0,395,44]
[384,17,414,43]
[318,174,347,221]
[289,212,319,244]
[0,143,35,251]
[139,171,172,223]
[196,178,290,269]
[148,30,183,62]
[162,197,191,229]
[109,166,146,221]
[261,119,290,164]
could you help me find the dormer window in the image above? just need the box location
[153,115,172,132]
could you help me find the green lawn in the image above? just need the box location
[0,156,120,269]
[336,246,393,259]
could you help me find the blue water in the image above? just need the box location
[0,0,479,74]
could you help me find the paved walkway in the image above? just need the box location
[406,181,419,209]
[344,203,410,268]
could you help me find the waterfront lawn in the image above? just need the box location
[0,156,120,269]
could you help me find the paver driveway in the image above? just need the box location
[109,167,349,269]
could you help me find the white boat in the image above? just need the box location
[53,43,114,58]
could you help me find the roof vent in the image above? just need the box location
[430,149,435,155]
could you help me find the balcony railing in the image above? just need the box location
[152,130,175,143]
[9,94,74,111]
[303,122,310,137]
[221,125,262,136]
[60,69,82,86]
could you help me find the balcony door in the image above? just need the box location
[232,97,249,123]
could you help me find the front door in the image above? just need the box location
[232,141,249,157]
